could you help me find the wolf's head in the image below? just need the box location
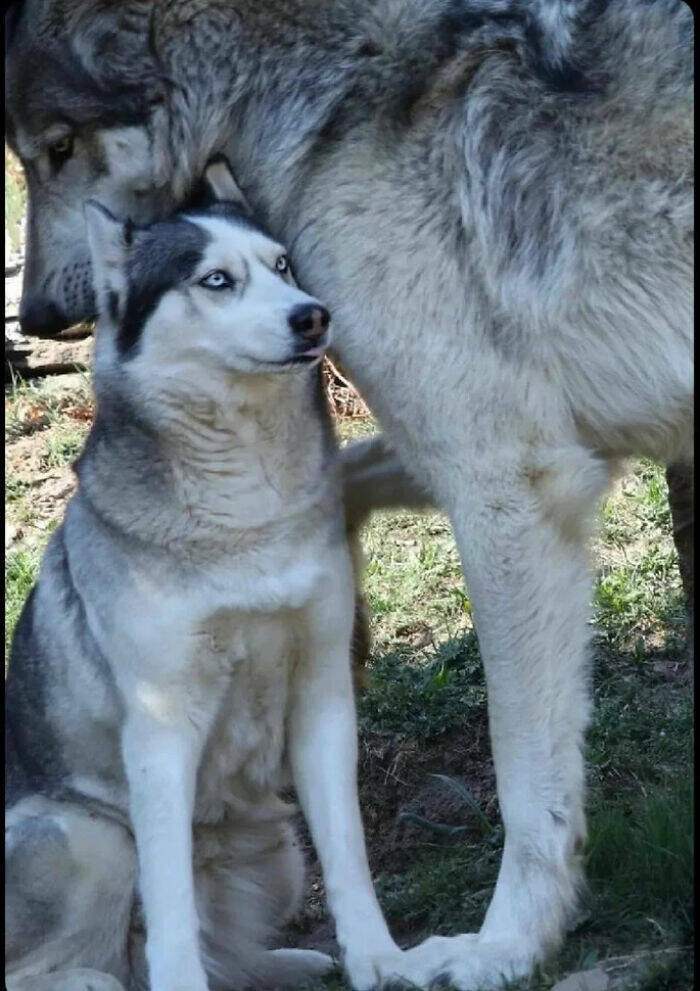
[5,0,178,336]
[84,159,330,401]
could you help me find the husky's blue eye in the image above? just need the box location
[200,270,233,290]
[275,255,289,274]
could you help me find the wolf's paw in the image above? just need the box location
[343,944,443,990]
[397,934,536,990]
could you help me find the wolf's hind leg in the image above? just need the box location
[5,798,135,990]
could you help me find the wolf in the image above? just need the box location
[5,160,427,991]
[5,0,693,987]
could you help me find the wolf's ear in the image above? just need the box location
[200,156,252,213]
[84,200,129,323]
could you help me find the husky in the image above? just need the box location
[5,0,693,986]
[5,160,425,991]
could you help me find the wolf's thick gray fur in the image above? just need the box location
[5,0,693,987]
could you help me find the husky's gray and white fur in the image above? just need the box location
[6,162,417,991]
[5,1,693,987]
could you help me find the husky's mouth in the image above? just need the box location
[258,351,325,372]
[294,345,325,361]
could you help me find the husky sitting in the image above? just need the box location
[5,162,414,991]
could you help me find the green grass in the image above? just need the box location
[5,547,41,661]
[358,637,485,741]
[586,776,693,943]
[41,429,85,468]
[5,371,93,441]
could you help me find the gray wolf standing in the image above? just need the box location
[5,0,693,986]
[6,162,421,991]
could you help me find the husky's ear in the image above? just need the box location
[200,156,252,213]
[84,200,129,323]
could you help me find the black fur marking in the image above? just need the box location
[183,175,267,236]
[118,217,209,358]
[107,290,119,323]
[523,0,611,94]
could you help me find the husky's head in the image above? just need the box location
[84,160,330,392]
[5,0,175,336]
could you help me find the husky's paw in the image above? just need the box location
[397,934,536,990]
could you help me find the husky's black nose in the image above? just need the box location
[19,297,69,338]
[288,303,330,341]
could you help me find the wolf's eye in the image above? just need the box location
[275,255,289,275]
[200,270,234,290]
[48,135,74,170]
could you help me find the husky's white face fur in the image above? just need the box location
[147,217,327,373]
[84,164,331,388]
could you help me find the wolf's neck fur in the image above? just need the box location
[75,367,337,550]
[158,0,460,221]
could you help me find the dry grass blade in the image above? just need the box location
[322,356,369,420]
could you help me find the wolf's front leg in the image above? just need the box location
[397,444,612,988]
[122,711,209,991]
[289,552,426,991]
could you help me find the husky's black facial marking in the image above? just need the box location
[119,218,210,359]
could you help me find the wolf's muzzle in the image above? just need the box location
[19,296,71,338]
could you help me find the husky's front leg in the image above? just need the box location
[289,553,409,991]
[122,711,209,991]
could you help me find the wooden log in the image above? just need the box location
[5,334,93,380]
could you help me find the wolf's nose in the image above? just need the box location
[19,297,70,338]
[288,303,330,341]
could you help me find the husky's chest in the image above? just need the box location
[106,541,329,822]
[179,551,329,823]
[192,607,298,824]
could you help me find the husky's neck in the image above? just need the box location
[75,367,338,548]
